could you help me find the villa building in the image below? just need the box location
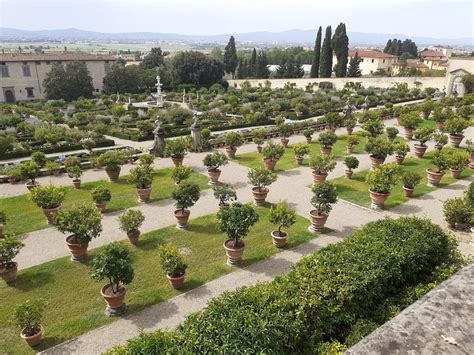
[333,49,399,76]
[0,51,115,103]
[419,50,449,70]
[391,59,429,75]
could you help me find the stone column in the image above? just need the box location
[191,126,202,152]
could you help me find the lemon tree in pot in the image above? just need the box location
[128,164,154,203]
[303,128,315,143]
[366,163,400,210]
[31,151,47,168]
[262,141,285,170]
[14,299,45,347]
[203,151,228,184]
[293,143,310,166]
[218,202,259,266]
[426,149,450,187]
[118,209,145,245]
[447,149,469,179]
[344,118,356,135]
[310,154,336,182]
[444,117,470,148]
[413,127,435,158]
[171,165,192,185]
[247,167,277,206]
[432,106,455,131]
[465,139,474,168]
[442,197,471,229]
[91,185,112,212]
[20,161,40,191]
[399,111,422,140]
[309,181,337,233]
[67,165,83,189]
[433,132,448,151]
[213,183,237,207]
[97,150,127,182]
[90,242,134,316]
[386,127,399,143]
[0,210,6,236]
[362,118,384,138]
[394,141,410,165]
[365,137,394,169]
[158,245,187,289]
[0,234,24,284]
[252,129,267,152]
[165,137,190,166]
[224,132,243,159]
[29,184,66,224]
[346,134,359,153]
[171,182,200,229]
[401,171,422,198]
[318,131,337,155]
[419,99,435,119]
[269,201,296,248]
[54,203,102,262]
[344,156,359,179]
[278,123,293,147]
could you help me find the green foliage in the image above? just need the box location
[279,124,294,138]
[318,131,337,148]
[20,161,40,183]
[224,36,238,77]
[0,135,16,154]
[216,202,259,245]
[310,26,322,78]
[269,201,296,235]
[140,47,165,69]
[401,171,422,189]
[414,127,435,146]
[171,182,200,212]
[465,182,474,208]
[293,143,311,158]
[128,164,153,188]
[54,203,102,244]
[394,141,410,157]
[63,156,81,168]
[447,149,470,170]
[90,185,112,204]
[365,137,394,159]
[399,111,422,129]
[0,210,6,224]
[171,165,192,184]
[262,141,285,161]
[431,150,451,172]
[344,156,359,170]
[357,110,381,124]
[203,151,228,170]
[444,117,470,135]
[0,234,24,267]
[158,245,187,277]
[90,242,134,293]
[432,132,448,147]
[44,61,94,101]
[347,52,362,77]
[332,23,349,77]
[118,209,145,234]
[362,118,384,137]
[29,184,66,209]
[31,151,47,168]
[366,163,400,193]
[212,183,237,206]
[431,107,455,123]
[224,132,244,149]
[346,135,359,147]
[96,150,127,171]
[311,181,338,215]
[303,128,315,138]
[247,167,277,191]
[386,127,399,140]
[310,154,337,175]
[14,299,45,335]
[442,197,472,225]
[164,137,190,158]
[319,26,333,78]
[137,154,155,167]
[67,165,83,181]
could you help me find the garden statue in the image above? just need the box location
[150,119,166,157]
[362,96,370,111]
[343,99,355,119]
[182,89,186,104]
[452,86,458,98]
[154,71,164,107]
[190,113,202,152]
[115,93,120,103]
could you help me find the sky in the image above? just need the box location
[0,0,473,39]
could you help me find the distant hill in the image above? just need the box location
[0,27,472,46]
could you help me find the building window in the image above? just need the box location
[361,59,364,62]
[371,59,374,63]
[26,87,34,98]
[22,65,31,77]
[383,59,386,63]
[0,66,9,77]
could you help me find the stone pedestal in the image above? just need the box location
[150,129,166,157]
[191,127,202,152]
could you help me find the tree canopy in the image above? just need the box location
[43,61,94,101]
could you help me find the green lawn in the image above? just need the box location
[418,119,436,130]
[234,134,367,172]
[0,206,315,354]
[331,152,473,209]
[1,168,209,235]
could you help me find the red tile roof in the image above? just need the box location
[420,50,446,58]
[0,51,115,62]
[348,49,398,59]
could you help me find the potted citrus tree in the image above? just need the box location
[318,131,337,155]
[366,163,400,209]
[158,245,187,289]
[91,185,112,212]
[346,135,359,153]
[386,127,399,143]
[213,183,237,207]
[20,161,40,191]
[217,202,259,266]
[262,141,285,170]
[67,165,83,189]
[432,106,454,131]
[362,118,384,138]
[269,201,296,248]
[224,132,243,158]
[90,242,134,316]
[309,181,337,232]
[401,171,422,198]
[203,151,228,184]
[54,203,102,262]
[278,124,293,147]
[247,167,277,206]
[442,197,471,229]
[365,137,394,169]
[444,117,469,148]
[171,182,200,229]
[0,234,24,284]
[118,209,145,244]
[413,127,435,158]
[345,118,357,135]
[29,184,66,224]
[394,141,410,165]
[426,150,450,186]
[399,111,422,140]
[252,129,267,153]
[293,143,310,166]
[344,156,359,179]
[433,132,448,150]
[128,164,154,202]
[466,139,474,168]
[97,150,127,182]
[420,100,435,119]
[303,128,315,143]
[171,165,192,185]
[448,149,469,178]
[14,300,45,347]
[310,154,336,182]
[164,137,190,166]
[0,210,6,236]
[31,151,47,168]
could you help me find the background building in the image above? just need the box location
[334,49,399,76]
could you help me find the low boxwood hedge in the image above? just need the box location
[108,217,462,354]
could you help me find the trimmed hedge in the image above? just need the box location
[108,217,461,354]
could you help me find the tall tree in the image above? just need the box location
[383,39,393,54]
[44,61,94,101]
[255,50,270,79]
[223,36,238,78]
[347,52,362,77]
[170,51,225,87]
[332,22,349,77]
[319,26,333,78]
[250,48,257,77]
[140,47,164,69]
[310,26,322,78]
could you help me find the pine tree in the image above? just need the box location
[347,52,362,77]
[223,36,238,78]
[319,26,333,78]
[332,22,349,77]
[310,26,322,78]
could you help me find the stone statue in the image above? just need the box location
[150,119,166,157]
[190,113,202,152]
[343,99,355,120]
[362,96,370,111]
[154,70,164,107]
[115,93,120,103]
[182,89,186,104]
[191,113,200,129]
[452,86,458,98]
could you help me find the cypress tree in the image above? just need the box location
[319,26,333,78]
[383,39,392,53]
[223,36,238,78]
[255,51,269,79]
[310,26,322,78]
[250,48,257,77]
[332,22,349,77]
[236,58,244,79]
[347,52,362,77]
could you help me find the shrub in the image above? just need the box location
[224,132,244,149]
[465,182,474,208]
[29,184,66,209]
[344,156,359,171]
[432,132,448,148]
[45,161,61,175]
[91,185,112,204]
[213,184,237,207]
[346,135,359,147]
[318,131,337,148]
[394,141,410,157]
[90,242,134,294]
[269,201,296,236]
[324,112,343,128]
[171,165,192,184]
[262,141,285,161]
[128,164,153,188]
[444,117,470,136]
[362,119,384,137]
[20,161,40,184]
[63,156,81,168]
[54,203,102,244]
[303,128,315,138]
[0,210,6,224]
[402,171,422,189]
[31,151,47,168]
[365,137,394,159]
[216,202,259,247]
[172,182,200,213]
[399,111,422,129]
[158,245,187,277]
[14,300,45,337]
[432,107,455,123]
[447,149,470,170]
[165,137,190,158]
[366,163,400,193]
[442,198,472,225]
[247,167,277,191]
[279,124,293,138]
[291,143,309,158]
[67,165,82,181]
[414,127,435,146]
[311,181,338,215]
[431,150,450,172]
[137,154,154,166]
[0,234,24,267]
[96,151,127,172]
[386,127,399,140]
[203,151,228,171]
[118,209,145,234]
[310,154,336,175]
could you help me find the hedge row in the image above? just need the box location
[108,217,461,354]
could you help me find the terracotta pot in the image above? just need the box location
[271,231,288,248]
[223,239,245,266]
[426,168,444,187]
[450,168,462,179]
[171,156,184,166]
[166,273,185,289]
[137,186,152,202]
[174,209,190,229]
[0,262,18,284]
[252,186,269,206]
[306,137,312,143]
[295,156,304,166]
[25,181,40,191]
[65,235,89,262]
[280,138,289,147]
[106,167,121,182]
[264,159,277,171]
[312,171,328,183]
[395,156,405,165]
[449,134,464,148]
[345,170,353,179]
[257,145,263,153]
[436,122,444,131]
[320,147,332,155]
[226,147,237,159]
[403,186,414,197]
[20,326,43,347]
[309,210,328,233]
[347,127,354,135]
[404,127,414,140]
[346,145,354,154]
[95,202,107,212]
[422,110,431,119]
[42,205,61,224]
[101,283,127,315]
[369,189,390,209]
[369,155,385,169]
[413,144,428,158]
[208,169,221,184]
[72,179,81,189]
[127,230,140,244]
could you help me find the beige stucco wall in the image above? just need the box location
[331,55,398,76]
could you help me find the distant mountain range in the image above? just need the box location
[0,27,472,47]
